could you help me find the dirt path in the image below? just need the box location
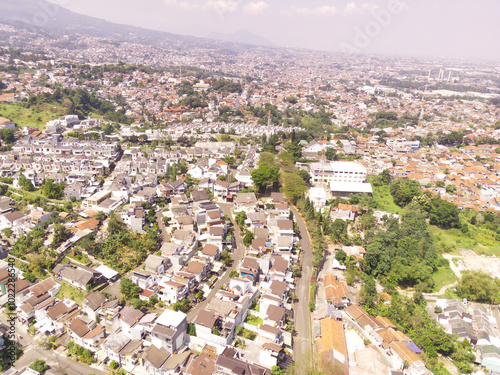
[422,254,462,299]
[442,254,463,279]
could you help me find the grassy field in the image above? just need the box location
[56,282,85,306]
[0,102,67,130]
[430,225,500,256]
[244,314,263,326]
[431,265,458,293]
[371,183,403,215]
[216,134,241,142]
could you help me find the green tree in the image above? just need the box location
[235,211,247,230]
[120,278,142,300]
[330,219,348,243]
[373,169,391,186]
[242,230,254,246]
[2,228,12,238]
[19,173,35,191]
[282,173,307,204]
[251,165,279,195]
[0,128,15,144]
[298,169,311,184]
[285,142,302,161]
[180,297,192,312]
[229,270,239,278]
[335,249,347,264]
[94,211,106,221]
[41,179,65,199]
[390,179,422,207]
[456,271,499,303]
[187,323,197,336]
[107,218,125,234]
[429,199,460,229]
[363,211,437,290]
[325,147,337,161]
[172,301,182,311]
[29,360,49,374]
[195,290,204,301]
[359,276,377,309]
[52,223,71,248]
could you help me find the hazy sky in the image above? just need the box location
[47,0,500,61]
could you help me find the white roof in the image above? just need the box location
[311,161,366,173]
[329,182,373,193]
[95,265,119,279]
[156,308,186,328]
[308,187,327,199]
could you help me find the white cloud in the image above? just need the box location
[243,1,269,15]
[343,2,380,14]
[205,0,239,14]
[344,2,358,14]
[164,0,199,10]
[292,5,338,16]
[362,3,380,12]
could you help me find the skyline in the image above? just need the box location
[43,0,500,62]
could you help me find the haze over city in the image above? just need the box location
[47,0,500,61]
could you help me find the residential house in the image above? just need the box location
[234,192,259,213]
[215,347,270,375]
[52,263,103,291]
[82,291,106,321]
[119,306,144,340]
[151,309,188,354]
[145,254,170,274]
[200,244,220,263]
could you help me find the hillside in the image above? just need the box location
[0,0,258,51]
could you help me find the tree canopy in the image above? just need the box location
[456,271,500,304]
[41,179,65,199]
[429,198,461,229]
[251,165,279,195]
[364,211,437,290]
[390,179,422,207]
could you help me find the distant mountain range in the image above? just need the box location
[0,0,273,51]
[208,30,275,47]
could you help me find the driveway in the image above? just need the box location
[290,205,313,366]
[187,202,246,322]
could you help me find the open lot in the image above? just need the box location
[452,249,500,278]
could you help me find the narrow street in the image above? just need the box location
[290,205,314,366]
[0,313,106,375]
[187,202,246,322]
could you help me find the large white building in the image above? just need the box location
[309,161,367,185]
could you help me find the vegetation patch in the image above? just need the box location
[56,282,85,306]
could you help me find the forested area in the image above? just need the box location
[364,211,440,290]
[24,87,131,124]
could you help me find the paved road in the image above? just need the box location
[187,202,246,322]
[0,314,105,375]
[290,205,313,365]
[156,210,171,244]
